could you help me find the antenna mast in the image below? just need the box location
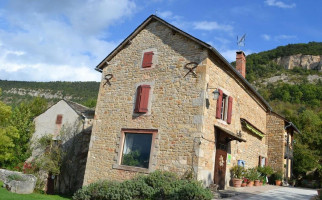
[237,34,246,51]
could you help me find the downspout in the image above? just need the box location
[284,123,292,182]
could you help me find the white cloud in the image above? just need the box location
[0,0,136,81]
[265,0,296,8]
[262,34,271,41]
[193,21,233,32]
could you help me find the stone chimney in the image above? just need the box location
[236,51,246,78]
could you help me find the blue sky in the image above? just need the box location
[0,0,321,81]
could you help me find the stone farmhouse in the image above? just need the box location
[29,100,94,194]
[83,15,299,189]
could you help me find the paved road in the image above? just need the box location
[226,187,317,200]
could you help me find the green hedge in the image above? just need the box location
[73,171,213,200]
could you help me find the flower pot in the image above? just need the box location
[233,178,242,187]
[259,181,263,186]
[254,180,260,186]
[275,180,282,186]
[247,181,254,187]
[241,182,247,187]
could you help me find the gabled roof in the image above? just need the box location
[95,14,272,111]
[34,99,94,119]
[64,100,95,119]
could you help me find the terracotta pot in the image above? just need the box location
[247,181,254,187]
[233,178,242,187]
[241,182,247,187]
[259,181,263,186]
[275,180,282,186]
[254,180,260,186]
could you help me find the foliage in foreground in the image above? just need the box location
[73,171,213,200]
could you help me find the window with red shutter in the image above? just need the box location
[227,96,233,124]
[134,85,151,113]
[56,114,63,124]
[142,51,154,68]
[216,89,223,119]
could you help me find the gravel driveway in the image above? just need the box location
[225,186,317,200]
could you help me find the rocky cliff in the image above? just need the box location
[274,54,322,71]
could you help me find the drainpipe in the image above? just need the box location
[284,123,292,183]
[286,131,289,182]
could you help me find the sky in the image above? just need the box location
[0,0,321,82]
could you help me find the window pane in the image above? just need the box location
[121,133,152,168]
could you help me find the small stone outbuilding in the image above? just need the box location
[83,15,299,189]
[29,100,94,194]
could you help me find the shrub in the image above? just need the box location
[73,171,213,200]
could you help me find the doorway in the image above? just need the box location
[214,129,229,190]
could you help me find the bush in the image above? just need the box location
[73,171,213,200]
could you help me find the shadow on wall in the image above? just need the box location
[55,122,92,194]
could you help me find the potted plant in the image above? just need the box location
[241,178,247,187]
[246,168,259,187]
[231,165,244,187]
[274,170,283,186]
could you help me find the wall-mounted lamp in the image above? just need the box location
[212,89,220,100]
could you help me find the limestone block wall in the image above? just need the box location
[267,113,285,172]
[199,56,268,186]
[83,20,208,185]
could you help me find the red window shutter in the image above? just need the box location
[215,89,223,119]
[142,51,154,68]
[259,156,262,167]
[134,85,151,113]
[56,115,63,124]
[227,96,233,124]
[265,157,268,166]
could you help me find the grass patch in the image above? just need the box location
[0,181,71,200]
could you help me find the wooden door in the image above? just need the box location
[46,173,55,194]
[214,131,228,190]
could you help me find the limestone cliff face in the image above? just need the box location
[274,54,322,71]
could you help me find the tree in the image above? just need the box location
[8,97,48,168]
[0,89,19,167]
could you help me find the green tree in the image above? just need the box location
[293,110,322,176]
[0,89,19,167]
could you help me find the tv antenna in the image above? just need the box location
[237,34,246,50]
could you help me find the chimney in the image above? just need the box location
[236,51,246,78]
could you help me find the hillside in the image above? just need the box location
[0,80,100,107]
[231,42,322,83]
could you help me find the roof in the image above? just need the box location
[64,100,95,119]
[95,15,272,111]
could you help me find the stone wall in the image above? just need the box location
[83,20,208,185]
[199,56,268,187]
[83,19,270,187]
[267,113,285,172]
